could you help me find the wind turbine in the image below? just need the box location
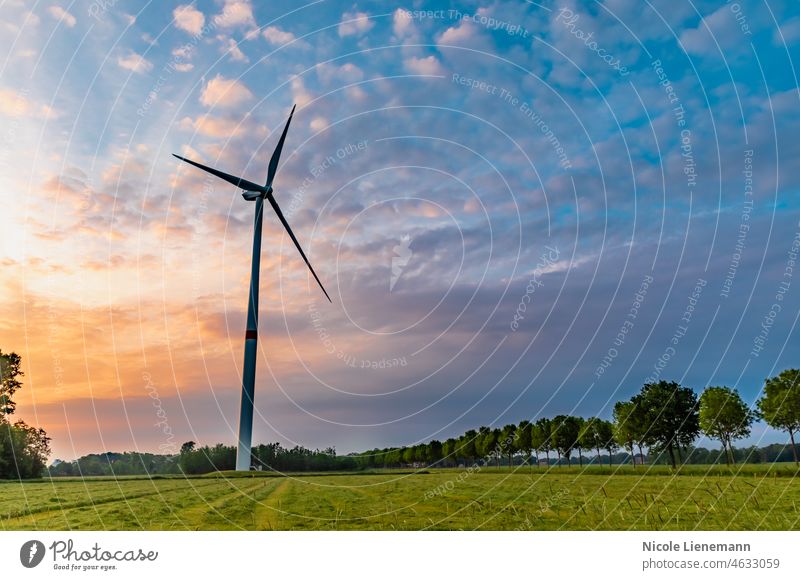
[173,104,331,471]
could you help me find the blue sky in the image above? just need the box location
[0,0,799,459]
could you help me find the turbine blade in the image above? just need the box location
[265,104,296,187]
[266,193,332,302]
[173,154,266,193]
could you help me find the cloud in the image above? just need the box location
[117,51,153,74]
[41,172,90,203]
[263,25,296,46]
[23,10,40,27]
[171,44,195,71]
[346,85,367,102]
[310,116,329,132]
[172,45,194,59]
[403,56,446,76]
[773,16,800,46]
[679,5,745,56]
[439,21,475,45]
[199,75,253,108]
[315,62,364,85]
[178,114,267,139]
[0,88,58,119]
[173,4,205,35]
[214,0,255,29]
[392,8,415,38]
[179,115,244,138]
[48,6,76,28]
[219,37,248,62]
[437,19,492,51]
[290,75,313,107]
[338,10,374,37]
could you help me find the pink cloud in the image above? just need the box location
[199,75,254,108]
[173,4,205,35]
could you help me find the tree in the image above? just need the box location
[613,401,638,467]
[0,350,23,417]
[460,430,478,465]
[578,417,595,464]
[574,417,589,466]
[0,420,51,478]
[500,424,517,468]
[426,440,443,466]
[442,438,457,467]
[475,426,494,465]
[532,418,552,466]
[178,441,196,473]
[581,417,612,465]
[551,415,581,467]
[757,369,800,464]
[476,428,503,467]
[0,350,51,479]
[492,428,504,467]
[385,448,402,467]
[614,399,649,465]
[597,420,617,465]
[514,420,533,467]
[635,381,700,468]
[699,386,754,465]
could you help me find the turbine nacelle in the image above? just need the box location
[242,187,271,201]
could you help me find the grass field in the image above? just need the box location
[2,465,799,530]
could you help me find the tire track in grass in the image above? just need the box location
[262,477,398,530]
[252,479,292,530]
[322,480,393,530]
[195,479,289,530]
[173,479,271,530]
[281,479,346,531]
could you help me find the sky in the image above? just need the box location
[0,0,799,460]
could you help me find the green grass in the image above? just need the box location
[2,465,799,530]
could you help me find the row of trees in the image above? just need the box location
[48,442,360,476]
[357,373,800,469]
[48,440,800,477]
[47,452,179,476]
[355,415,617,470]
[177,441,358,474]
[1,350,51,479]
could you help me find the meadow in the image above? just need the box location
[1,465,799,531]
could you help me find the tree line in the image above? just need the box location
[176,441,358,474]
[356,373,800,469]
[48,442,361,476]
[47,452,179,476]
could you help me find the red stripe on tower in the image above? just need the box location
[245,330,257,340]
